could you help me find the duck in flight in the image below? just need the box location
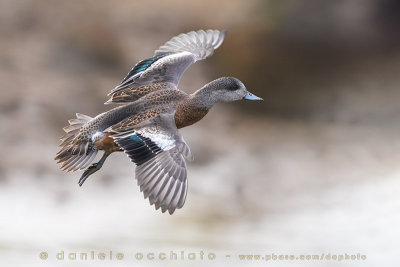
[55,29,262,214]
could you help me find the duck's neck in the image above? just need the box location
[191,81,220,109]
[174,84,218,129]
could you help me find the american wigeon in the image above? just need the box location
[55,29,262,214]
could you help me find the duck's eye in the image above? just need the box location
[229,83,240,91]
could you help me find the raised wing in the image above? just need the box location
[154,29,226,59]
[112,113,192,214]
[106,29,226,105]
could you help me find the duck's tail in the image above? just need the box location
[55,113,98,172]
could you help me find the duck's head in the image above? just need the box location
[200,77,263,105]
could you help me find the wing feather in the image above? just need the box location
[107,29,226,105]
[113,113,192,214]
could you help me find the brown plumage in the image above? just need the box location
[175,99,209,129]
[105,82,174,104]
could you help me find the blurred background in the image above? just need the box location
[1,0,400,266]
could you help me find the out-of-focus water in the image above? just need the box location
[2,114,400,266]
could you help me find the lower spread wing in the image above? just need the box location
[106,30,226,105]
[112,113,192,214]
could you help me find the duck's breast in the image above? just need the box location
[174,101,209,129]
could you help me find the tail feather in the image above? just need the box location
[76,113,92,121]
[63,124,81,132]
[55,113,98,172]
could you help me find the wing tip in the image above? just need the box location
[221,29,227,39]
[134,149,189,215]
[155,29,227,59]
